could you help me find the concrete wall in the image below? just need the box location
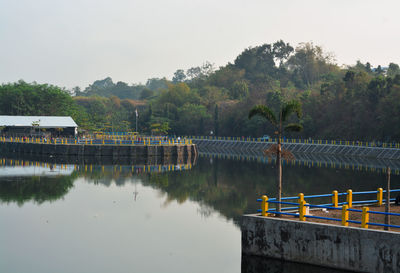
[0,142,197,164]
[242,215,400,273]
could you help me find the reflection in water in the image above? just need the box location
[242,255,350,273]
[0,154,389,273]
[0,174,75,206]
[0,157,193,206]
[1,155,399,225]
[200,152,400,175]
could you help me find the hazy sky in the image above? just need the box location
[1,0,399,89]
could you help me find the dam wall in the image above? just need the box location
[0,142,197,165]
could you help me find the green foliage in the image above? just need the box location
[3,40,400,141]
[387,63,400,78]
[174,104,211,135]
[150,122,170,135]
[0,81,83,124]
[248,105,278,126]
[78,77,145,100]
[230,80,249,100]
[249,100,303,137]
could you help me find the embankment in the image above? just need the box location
[0,142,197,165]
[193,139,400,160]
[242,214,400,273]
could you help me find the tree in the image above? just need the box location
[150,122,170,135]
[140,88,154,100]
[387,63,400,78]
[287,42,336,88]
[172,69,186,83]
[248,100,302,213]
[230,80,249,100]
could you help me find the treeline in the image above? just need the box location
[1,40,400,140]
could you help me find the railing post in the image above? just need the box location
[342,205,349,226]
[299,200,306,221]
[347,189,353,208]
[332,190,338,207]
[261,195,269,216]
[298,193,304,205]
[377,188,383,206]
[361,207,369,229]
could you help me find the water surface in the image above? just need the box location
[1,156,398,273]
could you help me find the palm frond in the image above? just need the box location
[284,123,303,132]
[281,100,302,122]
[248,105,277,126]
[263,144,295,160]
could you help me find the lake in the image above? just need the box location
[0,155,398,273]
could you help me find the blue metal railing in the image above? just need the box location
[258,188,400,230]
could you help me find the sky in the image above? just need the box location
[1,0,399,89]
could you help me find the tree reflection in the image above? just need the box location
[1,156,398,225]
[0,174,76,206]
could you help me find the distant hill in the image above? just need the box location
[75,77,168,100]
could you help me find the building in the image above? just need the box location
[0,116,78,137]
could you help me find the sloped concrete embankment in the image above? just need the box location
[242,215,400,273]
[193,139,400,160]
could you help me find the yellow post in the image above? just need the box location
[332,190,338,207]
[261,195,269,216]
[361,207,369,228]
[377,188,383,206]
[347,189,353,208]
[342,205,349,226]
[299,200,306,221]
[90,140,92,145]
[298,193,304,205]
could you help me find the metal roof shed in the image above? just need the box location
[0,116,78,128]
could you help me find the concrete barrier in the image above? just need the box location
[242,214,400,273]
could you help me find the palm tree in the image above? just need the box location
[249,100,302,213]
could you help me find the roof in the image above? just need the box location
[0,116,78,128]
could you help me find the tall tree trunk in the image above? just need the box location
[277,136,282,214]
[385,167,391,231]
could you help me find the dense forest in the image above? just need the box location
[1,40,400,141]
